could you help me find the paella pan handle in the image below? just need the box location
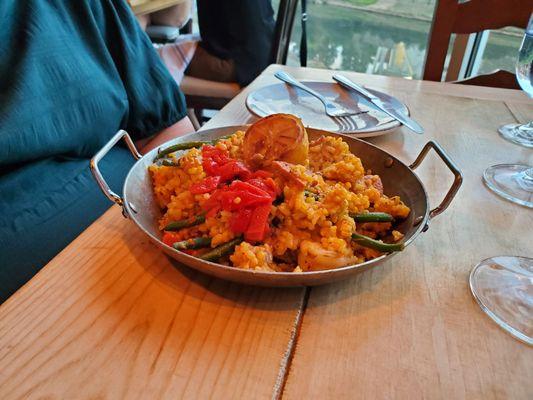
[90,130,141,214]
[409,140,463,220]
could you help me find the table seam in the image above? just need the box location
[272,287,311,400]
[503,101,523,123]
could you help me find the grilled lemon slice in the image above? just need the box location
[243,114,309,168]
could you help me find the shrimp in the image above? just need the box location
[297,240,359,271]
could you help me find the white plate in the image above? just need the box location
[246,81,410,138]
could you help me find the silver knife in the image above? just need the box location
[332,74,424,134]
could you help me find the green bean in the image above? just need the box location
[199,237,244,262]
[351,212,394,223]
[164,214,206,231]
[160,159,180,167]
[153,134,235,162]
[153,141,211,161]
[351,232,404,253]
[217,134,233,141]
[173,237,212,251]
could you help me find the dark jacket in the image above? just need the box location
[197,0,275,86]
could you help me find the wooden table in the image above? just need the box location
[1,65,532,399]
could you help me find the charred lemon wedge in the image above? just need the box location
[243,113,309,168]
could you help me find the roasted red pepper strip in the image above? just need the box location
[202,145,229,162]
[238,191,272,208]
[250,170,273,179]
[162,231,182,246]
[264,178,280,196]
[252,169,274,178]
[244,204,272,242]
[201,145,230,175]
[230,181,271,198]
[198,160,277,240]
[203,190,223,216]
[216,161,251,181]
[206,206,220,218]
[215,189,268,211]
[201,145,251,181]
[231,208,253,233]
[190,176,221,194]
[245,178,278,199]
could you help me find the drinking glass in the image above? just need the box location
[470,256,532,345]
[498,16,533,148]
[483,15,533,209]
[472,17,533,345]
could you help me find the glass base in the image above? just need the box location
[470,256,533,345]
[498,122,533,148]
[483,164,533,208]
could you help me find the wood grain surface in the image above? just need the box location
[1,64,532,399]
[209,65,533,400]
[0,209,305,399]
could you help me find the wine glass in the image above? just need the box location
[483,15,533,209]
[498,16,533,148]
[472,17,533,345]
[470,256,532,345]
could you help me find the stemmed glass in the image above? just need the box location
[498,18,533,149]
[470,256,532,345]
[483,15,533,209]
[471,16,533,346]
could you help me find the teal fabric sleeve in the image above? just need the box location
[0,151,135,303]
[0,0,187,302]
[86,0,188,139]
[0,0,186,166]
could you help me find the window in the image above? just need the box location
[284,0,438,79]
[476,28,524,75]
[279,1,524,82]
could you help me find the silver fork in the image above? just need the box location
[332,116,361,132]
[274,71,362,118]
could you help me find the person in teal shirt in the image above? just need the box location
[0,0,194,302]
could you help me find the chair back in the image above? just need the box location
[424,0,531,87]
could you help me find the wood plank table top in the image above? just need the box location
[1,64,532,399]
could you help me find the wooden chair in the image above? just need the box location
[424,0,532,89]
